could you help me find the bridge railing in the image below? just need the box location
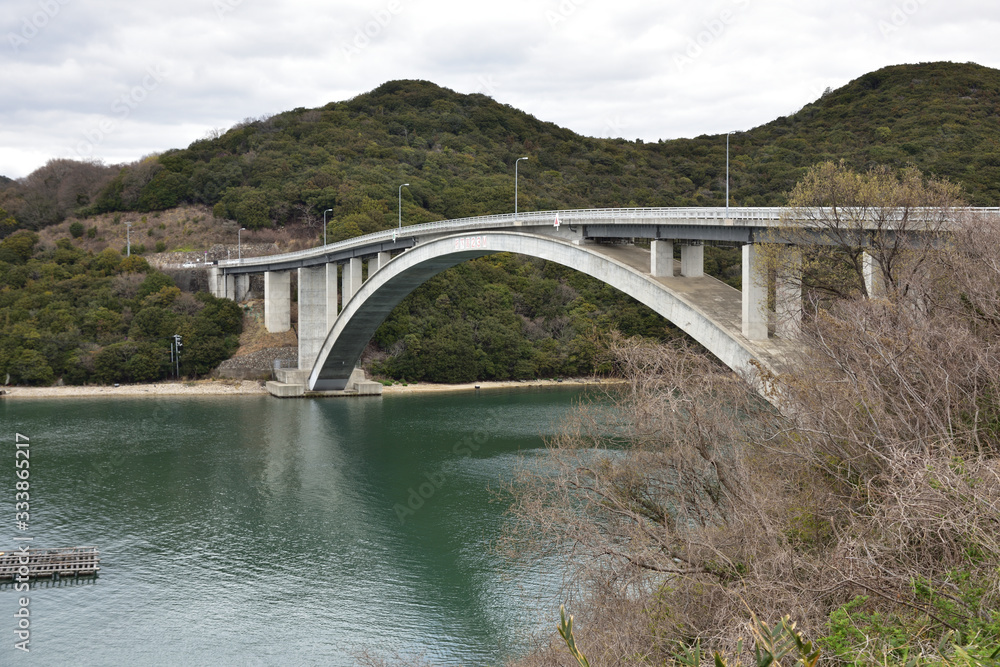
[218,206,1000,269]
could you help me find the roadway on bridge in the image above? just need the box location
[590,243,803,375]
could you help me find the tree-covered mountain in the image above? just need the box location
[1,61,998,385]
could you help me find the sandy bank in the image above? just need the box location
[380,377,620,395]
[1,377,621,399]
[1,380,269,399]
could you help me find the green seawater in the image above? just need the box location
[0,387,584,665]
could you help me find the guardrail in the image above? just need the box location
[217,206,1000,270]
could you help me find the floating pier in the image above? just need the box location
[0,547,100,580]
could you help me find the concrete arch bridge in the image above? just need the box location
[205,207,991,396]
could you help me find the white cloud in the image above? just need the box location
[1,0,999,178]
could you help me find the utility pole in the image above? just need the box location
[173,334,183,378]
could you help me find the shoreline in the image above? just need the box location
[380,377,621,395]
[1,377,620,399]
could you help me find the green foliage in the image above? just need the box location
[0,230,38,263]
[822,590,1000,664]
[368,254,679,382]
[120,255,150,273]
[69,221,84,238]
[0,241,242,385]
[557,606,591,667]
[7,348,54,385]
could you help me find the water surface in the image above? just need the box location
[0,387,583,665]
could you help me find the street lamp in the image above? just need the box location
[398,183,409,230]
[125,221,132,257]
[323,208,333,246]
[238,227,246,261]
[726,131,736,219]
[515,157,529,216]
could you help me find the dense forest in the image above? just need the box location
[1,61,998,384]
[0,230,242,385]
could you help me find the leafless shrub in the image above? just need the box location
[507,206,1000,662]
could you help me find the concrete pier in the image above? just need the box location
[863,251,886,298]
[680,243,704,278]
[326,263,339,329]
[742,243,767,340]
[343,257,363,304]
[235,274,251,302]
[775,247,802,338]
[651,239,673,277]
[264,271,291,333]
[297,266,327,370]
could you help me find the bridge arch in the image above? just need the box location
[309,231,761,391]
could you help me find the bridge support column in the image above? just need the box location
[264,271,291,333]
[298,266,327,371]
[651,240,673,277]
[775,247,802,338]
[326,263,339,329]
[863,251,886,298]
[235,274,251,302]
[207,268,223,298]
[742,244,768,340]
[680,243,704,277]
[375,251,392,270]
[343,258,363,303]
[222,274,235,300]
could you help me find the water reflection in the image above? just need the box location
[0,388,581,664]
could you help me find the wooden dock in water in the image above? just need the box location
[0,547,100,580]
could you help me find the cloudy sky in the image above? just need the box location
[1,0,997,179]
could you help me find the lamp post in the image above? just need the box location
[515,157,528,216]
[125,221,132,257]
[726,131,734,219]
[398,183,409,230]
[238,227,246,261]
[323,208,332,246]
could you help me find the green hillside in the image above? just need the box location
[0,61,998,385]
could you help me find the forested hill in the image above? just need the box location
[1,61,999,386]
[2,61,999,235]
[93,61,1000,230]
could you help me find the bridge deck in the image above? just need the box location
[589,244,804,374]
